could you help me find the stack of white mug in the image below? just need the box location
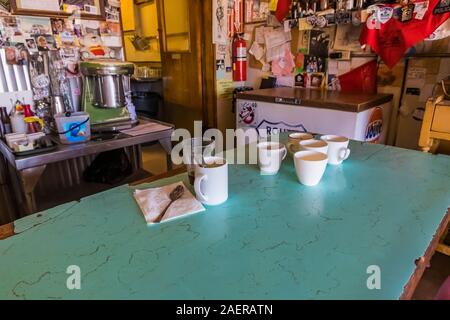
[257,132,351,186]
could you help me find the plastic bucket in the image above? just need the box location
[55,112,91,144]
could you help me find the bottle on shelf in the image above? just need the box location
[23,104,40,134]
[0,106,12,136]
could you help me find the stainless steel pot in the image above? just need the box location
[81,60,134,109]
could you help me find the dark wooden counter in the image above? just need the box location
[237,88,393,113]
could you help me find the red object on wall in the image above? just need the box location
[228,0,244,37]
[360,0,450,69]
[338,60,378,94]
[275,0,293,22]
[232,34,247,82]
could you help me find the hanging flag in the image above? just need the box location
[275,0,292,22]
[338,60,378,94]
[360,0,450,69]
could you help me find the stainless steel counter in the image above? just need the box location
[0,118,174,223]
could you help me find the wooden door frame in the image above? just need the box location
[156,0,217,131]
[201,0,218,130]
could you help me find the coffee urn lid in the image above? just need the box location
[80,59,135,76]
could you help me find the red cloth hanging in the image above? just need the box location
[338,60,378,94]
[275,0,292,22]
[360,0,450,69]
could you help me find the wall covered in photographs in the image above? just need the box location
[0,0,124,79]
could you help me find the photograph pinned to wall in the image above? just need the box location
[62,0,100,15]
[104,0,121,22]
[334,24,363,52]
[307,73,323,88]
[245,0,269,23]
[25,38,38,52]
[50,18,76,35]
[216,45,230,80]
[295,72,308,87]
[16,43,29,65]
[309,72,325,88]
[19,16,52,36]
[100,21,121,36]
[304,55,326,73]
[33,34,57,51]
[60,45,81,76]
[308,29,330,57]
[1,16,23,38]
[5,46,18,65]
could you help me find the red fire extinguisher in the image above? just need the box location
[232,33,247,82]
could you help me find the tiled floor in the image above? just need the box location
[142,143,450,300]
[142,142,172,175]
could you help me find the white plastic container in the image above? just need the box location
[54,112,91,144]
[11,113,27,134]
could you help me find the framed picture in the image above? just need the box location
[244,0,270,24]
[11,0,106,21]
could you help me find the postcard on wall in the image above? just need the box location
[18,17,52,36]
[213,0,228,44]
[100,21,121,36]
[1,16,22,38]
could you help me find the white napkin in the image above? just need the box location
[133,182,205,224]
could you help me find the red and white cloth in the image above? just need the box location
[360,0,450,69]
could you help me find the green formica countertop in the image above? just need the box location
[0,137,449,300]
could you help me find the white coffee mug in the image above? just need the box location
[320,135,351,165]
[288,132,314,154]
[299,139,329,154]
[257,141,287,175]
[288,132,314,145]
[194,157,228,206]
[293,151,328,186]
